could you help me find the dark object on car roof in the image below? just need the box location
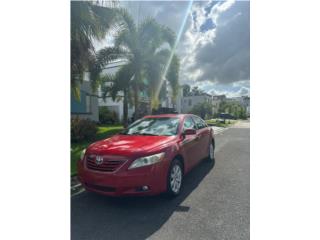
[152,107,178,115]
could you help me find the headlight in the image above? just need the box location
[129,152,165,169]
[80,149,86,161]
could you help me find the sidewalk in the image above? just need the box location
[230,120,250,128]
[212,126,227,135]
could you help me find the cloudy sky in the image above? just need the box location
[108,0,250,97]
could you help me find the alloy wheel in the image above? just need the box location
[209,143,214,160]
[170,164,182,194]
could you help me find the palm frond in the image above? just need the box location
[160,25,176,48]
[116,8,137,36]
[71,1,120,97]
[89,46,127,92]
[138,18,162,52]
[100,63,134,101]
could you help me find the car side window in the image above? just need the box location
[201,118,208,128]
[192,116,206,129]
[183,117,195,130]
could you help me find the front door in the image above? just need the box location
[181,116,200,171]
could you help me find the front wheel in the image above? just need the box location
[208,140,215,164]
[166,159,183,197]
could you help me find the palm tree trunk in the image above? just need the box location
[148,88,153,115]
[123,88,128,127]
[133,82,139,120]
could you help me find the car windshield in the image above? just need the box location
[121,117,180,136]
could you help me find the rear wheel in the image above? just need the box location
[167,159,183,197]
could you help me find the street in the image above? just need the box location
[71,121,250,240]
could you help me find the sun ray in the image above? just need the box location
[154,0,194,101]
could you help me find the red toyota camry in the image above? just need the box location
[77,114,215,197]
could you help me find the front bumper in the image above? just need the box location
[77,159,169,196]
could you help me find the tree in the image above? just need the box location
[182,84,191,97]
[109,10,179,119]
[189,102,214,119]
[218,101,247,119]
[99,64,134,127]
[71,1,119,100]
[191,86,205,96]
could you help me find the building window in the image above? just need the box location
[188,99,192,106]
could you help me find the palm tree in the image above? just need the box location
[182,84,191,97]
[111,10,180,118]
[71,1,119,100]
[99,64,134,127]
[91,9,180,125]
[144,48,180,112]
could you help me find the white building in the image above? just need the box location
[181,94,213,113]
[212,95,227,114]
[226,96,250,115]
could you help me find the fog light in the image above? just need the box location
[136,185,149,192]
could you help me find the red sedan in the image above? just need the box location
[77,114,215,197]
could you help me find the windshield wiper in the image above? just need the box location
[118,131,128,135]
[140,133,160,136]
[127,132,159,136]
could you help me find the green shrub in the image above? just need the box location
[71,117,97,142]
[99,106,119,124]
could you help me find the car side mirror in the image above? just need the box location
[184,128,197,135]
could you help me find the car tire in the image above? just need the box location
[166,159,183,197]
[208,140,215,164]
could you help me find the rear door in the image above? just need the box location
[192,116,211,161]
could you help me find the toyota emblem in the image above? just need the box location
[95,155,103,165]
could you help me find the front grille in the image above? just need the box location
[86,154,126,172]
[85,183,116,192]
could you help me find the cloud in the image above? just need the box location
[181,0,250,86]
[196,79,250,97]
[120,1,190,34]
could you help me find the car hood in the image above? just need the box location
[87,134,177,157]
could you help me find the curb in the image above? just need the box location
[71,175,84,196]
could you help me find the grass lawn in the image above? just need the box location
[71,125,124,176]
[205,119,237,128]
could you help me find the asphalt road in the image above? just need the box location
[71,121,250,240]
